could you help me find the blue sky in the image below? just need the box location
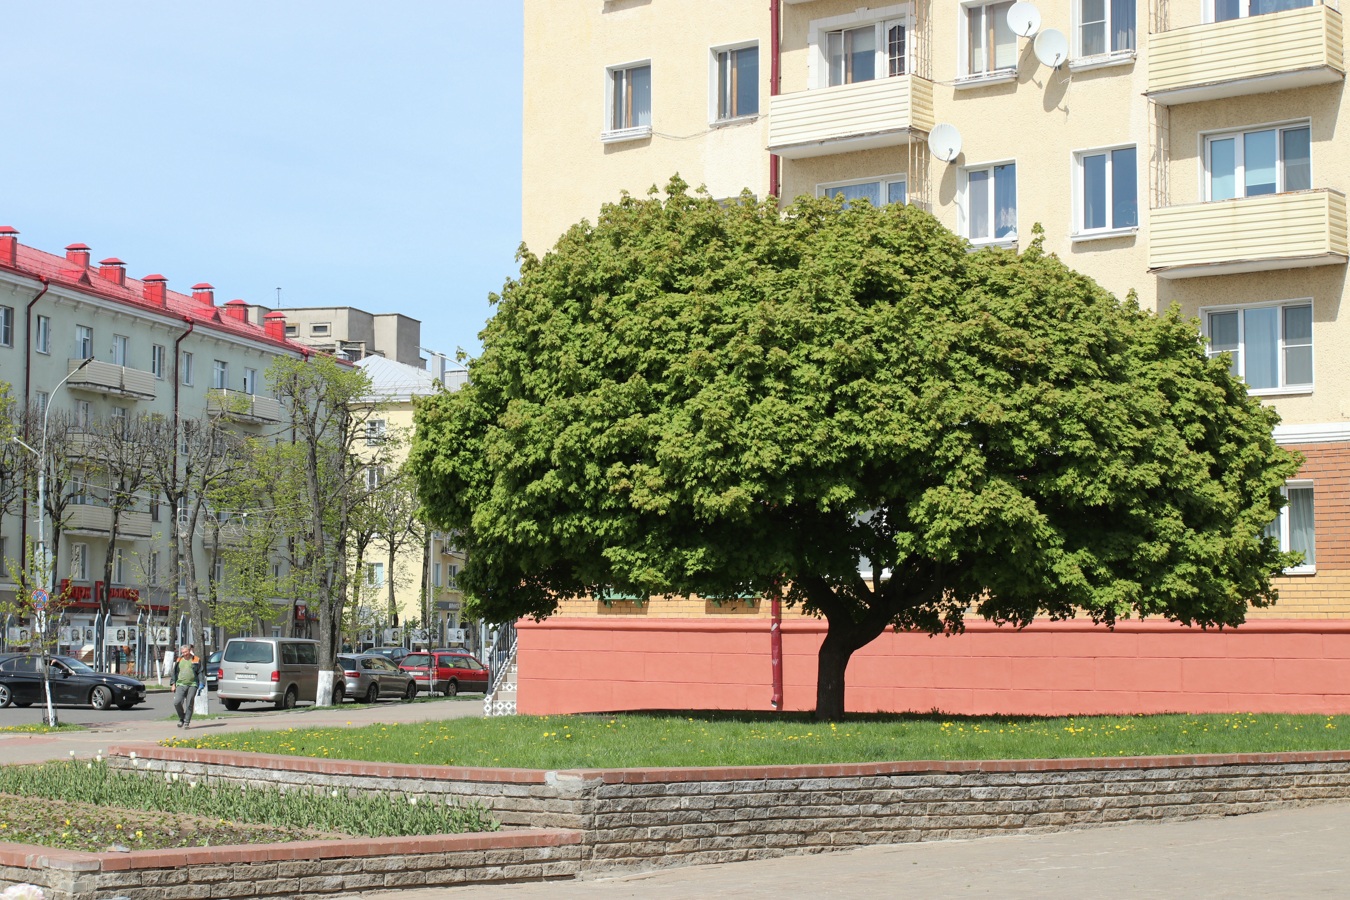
[1,2,522,359]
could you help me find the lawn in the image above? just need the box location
[0,756,498,852]
[163,711,1350,769]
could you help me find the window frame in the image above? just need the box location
[1072,143,1139,240]
[711,41,760,123]
[807,5,910,90]
[35,315,51,355]
[310,323,331,337]
[151,344,166,380]
[1267,480,1316,574]
[112,334,129,367]
[71,542,89,582]
[243,367,258,395]
[604,60,653,142]
[1202,298,1314,395]
[959,159,1019,247]
[180,351,194,386]
[0,306,13,348]
[1072,0,1137,62]
[959,0,1018,83]
[74,324,93,359]
[816,174,908,208]
[1207,0,1313,23]
[1202,120,1312,202]
[213,359,229,390]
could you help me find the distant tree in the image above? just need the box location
[410,180,1302,720]
[87,413,151,622]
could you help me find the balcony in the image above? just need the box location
[1149,189,1348,278]
[64,505,153,539]
[207,389,284,424]
[1147,5,1344,105]
[66,358,156,401]
[767,75,934,159]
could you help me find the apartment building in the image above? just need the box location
[0,228,310,662]
[519,0,1350,715]
[354,354,467,643]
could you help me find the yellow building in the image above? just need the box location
[523,0,1350,618]
[355,355,467,645]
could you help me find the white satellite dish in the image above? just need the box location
[1007,1,1041,38]
[927,123,963,163]
[1034,28,1069,68]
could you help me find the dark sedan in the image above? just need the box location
[0,655,146,710]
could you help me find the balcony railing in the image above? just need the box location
[767,75,934,159]
[1147,4,1344,105]
[66,358,156,400]
[64,505,153,538]
[1149,189,1348,278]
[207,389,284,424]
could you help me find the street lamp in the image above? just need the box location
[11,355,94,726]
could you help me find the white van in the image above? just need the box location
[217,637,340,710]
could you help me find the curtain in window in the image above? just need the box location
[825,182,882,208]
[718,47,758,118]
[1111,0,1135,51]
[994,163,1017,238]
[1244,129,1278,196]
[1283,126,1311,192]
[1288,487,1316,566]
[1083,153,1107,229]
[968,170,991,237]
[1081,0,1107,56]
[887,180,907,205]
[1112,147,1138,228]
[613,66,651,130]
[829,26,876,85]
[1253,0,1314,15]
[1242,306,1279,389]
[992,2,1017,68]
[1283,304,1313,385]
[1209,137,1236,201]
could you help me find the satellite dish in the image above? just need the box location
[1034,28,1069,68]
[1007,1,1041,38]
[927,124,963,163]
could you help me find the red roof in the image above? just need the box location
[1,237,312,356]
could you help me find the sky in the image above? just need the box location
[1,2,523,360]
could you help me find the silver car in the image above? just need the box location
[336,653,417,704]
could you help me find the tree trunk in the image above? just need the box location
[814,606,891,722]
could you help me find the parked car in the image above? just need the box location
[205,650,221,691]
[368,646,410,664]
[399,650,490,696]
[336,654,417,703]
[0,655,146,710]
[217,637,343,710]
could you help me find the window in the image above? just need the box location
[715,44,759,120]
[1212,0,1312,22]
[114,549,127,585]
[964,1,1016,77]
[0,306,12,347]
[607,63,652,135]
[1075,146,1138,235]
[962,162,1018,243]
[284,324,298,337]
[1266,482,1315,572]
[151,344,166,379]
[366,419,387,446]
[825,19,907,84]
[1206,301,1313,392]
[113,334,129,367]
[448,564,459,590]
[149,551,159,583]
[75,325,93,359]
[1206,123,1311,201]
[243,367,258,395]
[151,496,161,522]
[35,315,50,354]
[71,543,88,581]
[433,562,443,587]
[111,406,128,437]
[213,360,229,390]
[366,562,385,587]
[75,400,92,429]
[366,466,385,491]
[212,557,224,583]
[34,391,48,414]
[0,537,7,577]
[180,351,193,385]
[310,323,331,336]
[1077,0,1135,57]
[818,176,907,208]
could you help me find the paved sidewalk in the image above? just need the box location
[0,696,485,764]
[350,801,1350,899]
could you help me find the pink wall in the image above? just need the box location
[516,618,1350,716]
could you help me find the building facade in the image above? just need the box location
[518,0,1350,714]
[0,228,312,666]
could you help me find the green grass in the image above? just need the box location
[0,757,498,851]
[164,711,1350,769]
[0,723,83,734]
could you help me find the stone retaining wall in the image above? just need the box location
[6,748,1350,898]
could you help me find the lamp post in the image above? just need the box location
[12,355,94,726]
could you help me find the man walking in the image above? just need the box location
[170,644,201,728]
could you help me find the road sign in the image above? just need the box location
[31,589,48,611]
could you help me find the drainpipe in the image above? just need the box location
[769,0,782,200]
[172,316,195,450]
[770,581,783,710]
[20,276,51,568]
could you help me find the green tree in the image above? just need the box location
[410,180,1301,721]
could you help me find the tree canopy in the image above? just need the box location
[410,179,1301,719]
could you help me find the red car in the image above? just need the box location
[398,650,490,696]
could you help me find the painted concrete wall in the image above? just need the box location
[517,617,1350,716]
